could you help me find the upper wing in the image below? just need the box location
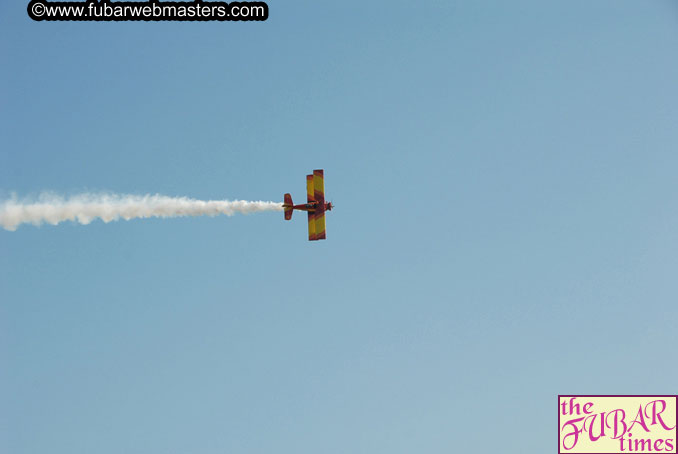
[313,170,326,240]
[306,174,315,203]
[306,170,326,241]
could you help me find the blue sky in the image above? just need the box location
[1,1,677,452]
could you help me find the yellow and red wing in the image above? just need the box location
[305,170,327,241]
[313,170,326,240]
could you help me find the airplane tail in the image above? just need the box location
[283,193,293,220]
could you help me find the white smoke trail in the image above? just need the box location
[0,193,283,231]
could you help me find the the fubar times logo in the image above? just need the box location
[559,396,677,453]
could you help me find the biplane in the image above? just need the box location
[282,169,333,241]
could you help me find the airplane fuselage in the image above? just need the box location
[285,202,332,213]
